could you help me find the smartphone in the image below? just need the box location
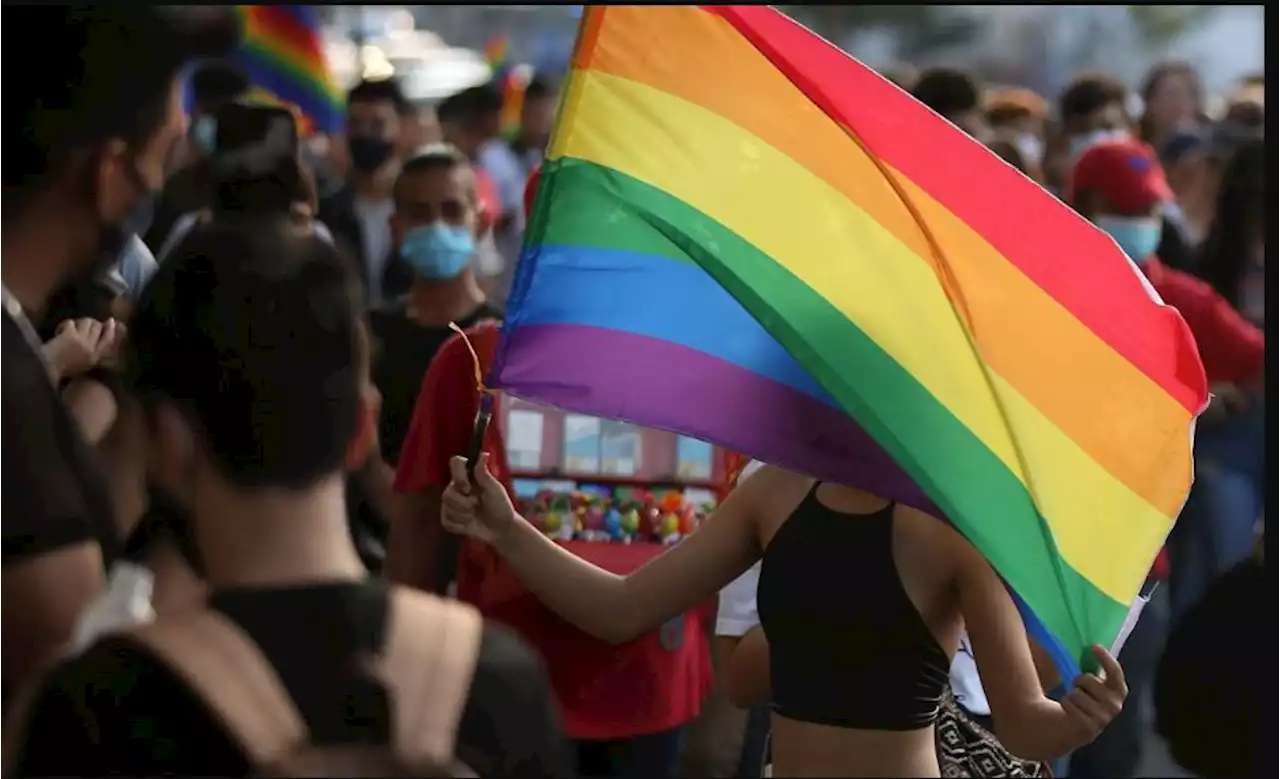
[465,393,495,485]
[210,102,299,176]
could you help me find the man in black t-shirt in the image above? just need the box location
[346,144,502,571]
[9,221,568,776]
[1,6,236,697]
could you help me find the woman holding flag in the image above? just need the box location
[441,454,1129,777]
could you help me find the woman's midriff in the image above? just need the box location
[769,712,941,778]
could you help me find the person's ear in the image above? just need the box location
[94,138,132,221]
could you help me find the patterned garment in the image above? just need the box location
[935,688,1049,778]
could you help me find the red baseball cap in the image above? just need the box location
[1069,138,1174,214]
[524,165,542,220]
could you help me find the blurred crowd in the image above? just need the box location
[1,6,1266,779]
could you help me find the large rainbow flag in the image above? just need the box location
[232,6,344,135]
[492,5,1207,676]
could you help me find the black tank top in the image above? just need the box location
[757,484,950,730]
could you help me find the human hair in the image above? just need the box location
[6,11,177,225]
[438,85,503,132]
[1223,99,1264,130]
[987,138,1029,175]
[911,68,982,119]
[1195,137,1265,308]
[1058,72,1128,129]
[347,77,413,117]
[210,155,318,220]
[524,75,558,102]
[879,63,919,92]
[126,219,366,488]
[985,88,1048,128]
[393,143,475,205]
[1138,60,1205,144]
[190,60,251,111]
[206,102,314,217]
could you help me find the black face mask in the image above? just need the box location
[347,135,395,173]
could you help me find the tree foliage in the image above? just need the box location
[780,5,981,60]
[1126,5,1217,49]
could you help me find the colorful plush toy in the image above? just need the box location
[550,495,575,540]
[661,512,681,545]
[678,506,698,536]
[604,508,625,541]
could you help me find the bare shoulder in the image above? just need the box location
[893,503,983,582]
[734,465,813,517]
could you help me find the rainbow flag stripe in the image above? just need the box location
[493,5,1207,675]
[484,34,511,71]
[233,6,344,135]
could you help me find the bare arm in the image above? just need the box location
[954,530,1125,760]
[448,455,771,644]
[1030,638,1063,692]
[61,379,119,446]
[2,545,105,691]
[385,487,444,593]
[715,627,771,707]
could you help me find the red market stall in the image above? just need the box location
[502,395,731,566]
[489,396,733,740]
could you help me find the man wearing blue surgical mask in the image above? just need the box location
[369,143,501,469]
[1057,71,1202,273]
[344,144,501,580]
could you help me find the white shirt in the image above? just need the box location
[477,139,528,229]
[2,284,56,383]
[71,563,156,652]
[717,562,762,637]
[352,196,395,305]
[116,235,159,302]
[477,139,529,304]
[950,632,991,715]
[716,460,767,638]
[951,591,1152,716]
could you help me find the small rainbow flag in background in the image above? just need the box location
[484,34,512,71]
[232,5,344,136]
[493,6,1208,678]
[485,33,529,140]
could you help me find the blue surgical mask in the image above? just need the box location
[400,223,476,280]
[191,115,217,156]
[1095,215,1162,264]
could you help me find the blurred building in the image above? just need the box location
[321,5,1262,110]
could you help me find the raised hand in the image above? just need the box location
[441,454,519,544]
[1060,644,1128,743]
[43,318,117,380]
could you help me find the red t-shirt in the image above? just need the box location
[1143,257,1264,385]
[474,168,502,229]
[395,323,712,739]
[1139,257,1264,580]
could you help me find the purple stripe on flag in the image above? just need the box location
[493,323,938,513]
